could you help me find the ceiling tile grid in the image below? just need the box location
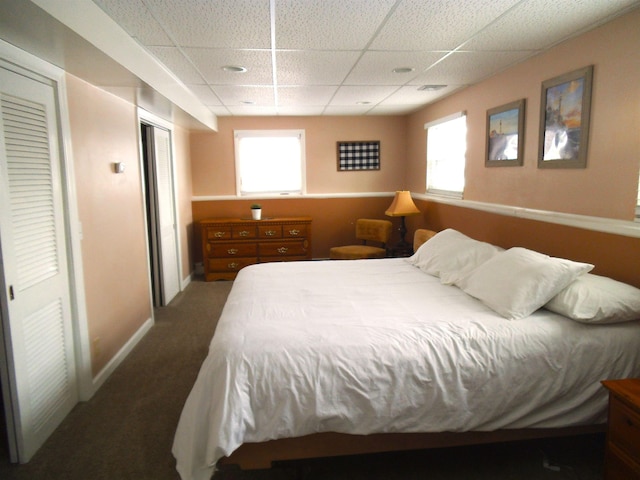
[91,0,640,117]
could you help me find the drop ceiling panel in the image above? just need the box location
[227,105,279,116]
[276,50,361,85]
[370,0,521,51]
[323,105,378,115]
[93,0,173,46]
[464,0,640,51]
[330,85,400,106]
[344,51,446,85]
[277,86,338,106]
[409,50,535,86]
[187,85,223,106]
[185,48,273,85]
[275,0,397,50]
[277,106,326,116]
[212,85,275,106]
[143,0,272,48]
[146,46,204,84]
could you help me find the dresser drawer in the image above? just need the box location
[609,396,640,461]
[283,224,308,238]
[259,225,282,238]
[208,257,257,273]
[205,226,232,241]
[232,226,257,239]
[259,240,308,257]
[207,242,257,258]
[606,443,640,478]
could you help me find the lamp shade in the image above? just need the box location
[385,191,420,217]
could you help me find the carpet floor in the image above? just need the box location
[0,279,605,480]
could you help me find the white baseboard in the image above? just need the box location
[91,316,154,393]
[181,272,193,290]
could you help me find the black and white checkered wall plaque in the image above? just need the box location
[337,141,380,171]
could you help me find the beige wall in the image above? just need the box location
[406,9,640,221]
[191,115,408,196]
[66,75,152,376]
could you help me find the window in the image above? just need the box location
[425,112,467,197]
[234,130,305,196]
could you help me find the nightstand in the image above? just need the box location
[602,379,640,479]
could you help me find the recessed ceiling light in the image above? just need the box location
[392,67,415,74]
[222,65,247,73]
[240,100,255,105]
[418,84,447,91]
[356,101,371,105]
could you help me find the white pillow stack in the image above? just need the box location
[405,228,640,322]
[407,229,502,285]
[545,273,640,324]
[455,247,593,320]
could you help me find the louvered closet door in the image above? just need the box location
[152,127,179,305]
[0,67,77,462]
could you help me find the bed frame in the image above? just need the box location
[216,227,619,470]
[218,425,605,469]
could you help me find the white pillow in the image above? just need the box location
[456,247,594,320]
[545,273,640,324]
[406,229,502,285]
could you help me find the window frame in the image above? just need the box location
[234,129,306,197]
[635,170,640,221]
[424,111,467,199]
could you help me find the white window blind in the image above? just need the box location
[425,112,466,197]
[234,130,305,196]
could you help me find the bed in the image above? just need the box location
[172,229,640,480]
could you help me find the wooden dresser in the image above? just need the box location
[602,379,640,479]
[200,217,312,281]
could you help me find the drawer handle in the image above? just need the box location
[227,262,239,269]
[238,230,250,237]
[289,229,301,236]
[214,231,225,238]
[265,230,277,236]
[277,247,288,254]
[227,248,238,255]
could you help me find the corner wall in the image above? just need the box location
[406,8,640,221]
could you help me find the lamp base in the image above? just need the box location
[387,215,414,257]
[387,240,414,258]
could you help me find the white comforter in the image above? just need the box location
[173,259,640,480]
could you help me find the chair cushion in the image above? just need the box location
[329,245,387,260]
[356,219,392,243]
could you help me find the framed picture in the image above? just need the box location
[337,141,380,171]
[486,99,525,167]
[538,65,593,169]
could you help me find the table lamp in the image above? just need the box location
[385,190,420,256]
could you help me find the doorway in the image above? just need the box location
[139,117,180,307]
